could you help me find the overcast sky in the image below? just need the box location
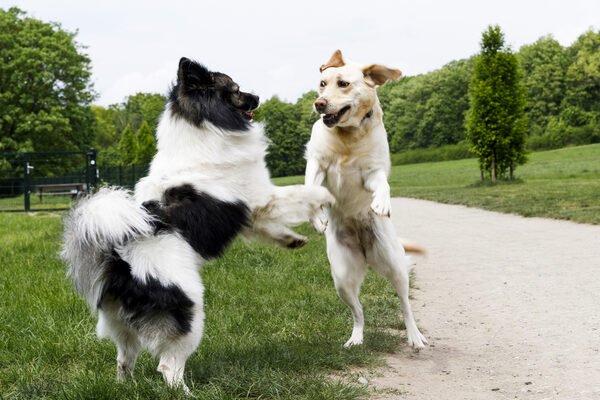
[3,0,599,106]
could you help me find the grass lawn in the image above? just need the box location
[2,144,596,398]
[0,213,409,399]
[276,143,600,224]
[0,194,74,212]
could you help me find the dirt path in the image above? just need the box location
[366,198,600,400]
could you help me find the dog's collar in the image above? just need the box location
[362,109,373,122]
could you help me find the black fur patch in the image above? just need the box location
[143,184,250,259]
[100,252,194,335]
[168,57,259,132]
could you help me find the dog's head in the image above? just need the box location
[169,57,260,131]
[314,50,402,128]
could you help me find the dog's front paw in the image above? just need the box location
[370,192,391,217]
[310,207,328,234]
[310,215,328,234]
[281,230,307,249]
[286,235,307,249]
[312,186,335,208]
[406,326,428,350]
[343,328,364,348]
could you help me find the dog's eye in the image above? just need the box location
[320,80,326,88]
[337,80,349,88]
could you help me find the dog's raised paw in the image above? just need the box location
[310,208,329,234]
[370,194,391,217]
[286,236,307,249]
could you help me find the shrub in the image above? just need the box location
[390,141,475,165]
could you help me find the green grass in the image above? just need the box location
[275,144,600,224]
[0,214,410,399]
[387,144,600,224]
[3,144,596,398]
[0,194,74,212]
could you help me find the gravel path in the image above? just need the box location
[367,198,600,399]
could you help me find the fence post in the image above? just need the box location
[23,152,31,212]
[89,148,97,191]
[85,152,90,194]
[131,164,135,189]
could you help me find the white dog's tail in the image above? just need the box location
[399,238,426,255]
[60,187,155,310]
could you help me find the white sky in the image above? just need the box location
[3,0,599,106]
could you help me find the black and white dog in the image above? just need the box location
[61,58,333,392]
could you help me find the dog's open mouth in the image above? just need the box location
[323,106,350,127]
[238,109,255,120]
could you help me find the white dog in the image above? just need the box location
[61,58,334,392]
[305,50,427,349]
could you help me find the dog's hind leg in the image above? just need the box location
[97,309,141,381]
[157,352,190,394]
[116,339,141,381]
[156,305,204,394]
[366,218,427,350]
[326,225,368,347]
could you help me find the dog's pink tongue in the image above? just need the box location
[245,111,255,118]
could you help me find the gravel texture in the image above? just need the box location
[367,197,600,399]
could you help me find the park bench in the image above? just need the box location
[34,183,87,203]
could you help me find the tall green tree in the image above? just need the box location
[118,124,137,165]
[0,7,95,156]
[466,25,527,181]
[134,120,156,164]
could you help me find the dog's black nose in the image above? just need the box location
[314,97,328,113]
[250,94,259,110]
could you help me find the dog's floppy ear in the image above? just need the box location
[362,64,402,87]
[320,50,345,73]
[178,57,213,90]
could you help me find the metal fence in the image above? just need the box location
[97,163,150,190]
[0,150,150,212]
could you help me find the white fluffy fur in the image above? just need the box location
[62,102,334,392]
[305,52,427,349]
[61,187,155,309]
[136,106,335,246]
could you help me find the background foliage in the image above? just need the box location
[466,25,527,180]
[0,7,95,174]
[1,7,599,178]
[254,28,599,177]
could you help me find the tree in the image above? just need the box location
[135,120,156,164]
[118,124,137,165]
[108,93,167,134]
[563,30,600,122]
[92,105,120,148]
[518,36,569,132]
[0,7,95,158]
[378,58,474,153]
[126,93,167,133]
[466,25,527,181]
[254,96,305,177]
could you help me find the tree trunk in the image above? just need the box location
[510,165,514,180]
[491,151,496,182]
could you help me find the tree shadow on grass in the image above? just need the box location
[466,177,525,188]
